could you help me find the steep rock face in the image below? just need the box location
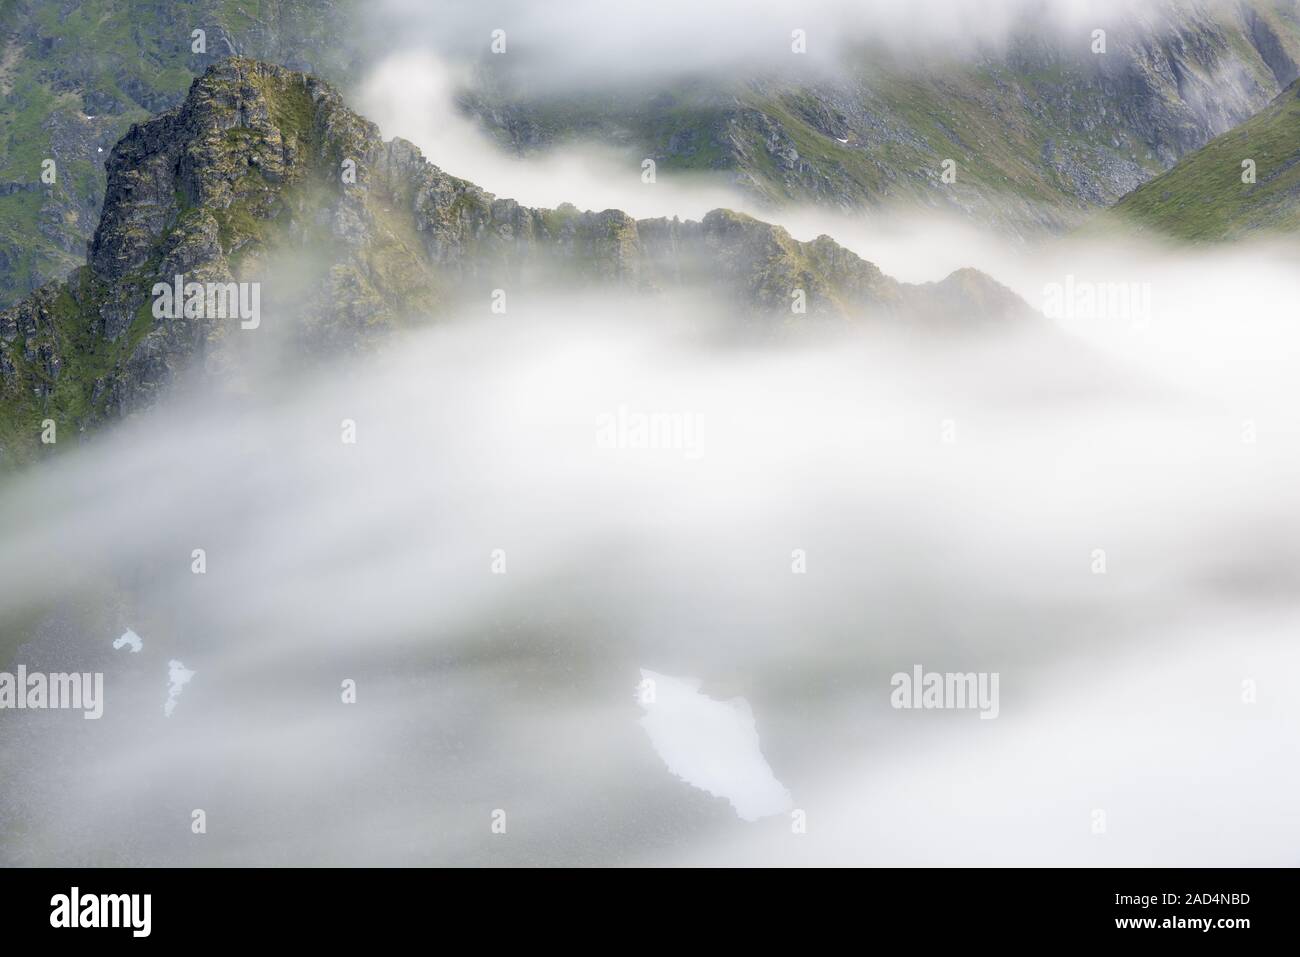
[462,0,1300,233]
[0,0,361,309]
[1243,3,1300,88]
[0,58,1031,468]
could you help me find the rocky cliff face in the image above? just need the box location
[0,0,361,309]
[463,0,1300,233]
[0,58,1030,468]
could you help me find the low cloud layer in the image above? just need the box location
[369,0,1182,86]
[3,228,1299,862]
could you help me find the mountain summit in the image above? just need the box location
[0,58,1030,466]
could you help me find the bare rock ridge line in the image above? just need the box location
[0,57,1030,464]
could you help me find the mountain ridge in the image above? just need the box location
[5,1,1300,309]
[0,57,1031,469]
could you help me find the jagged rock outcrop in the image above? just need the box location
[0,58,1031,467]
[0,0,361,310]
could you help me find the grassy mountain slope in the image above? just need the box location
[1107,78,1300,240]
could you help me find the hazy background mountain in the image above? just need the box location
[445,0,1300,231]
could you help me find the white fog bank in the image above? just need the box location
[2,264,1298,863]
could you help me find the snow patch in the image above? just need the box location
[637,668,791,822]
[164,660,195,717]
